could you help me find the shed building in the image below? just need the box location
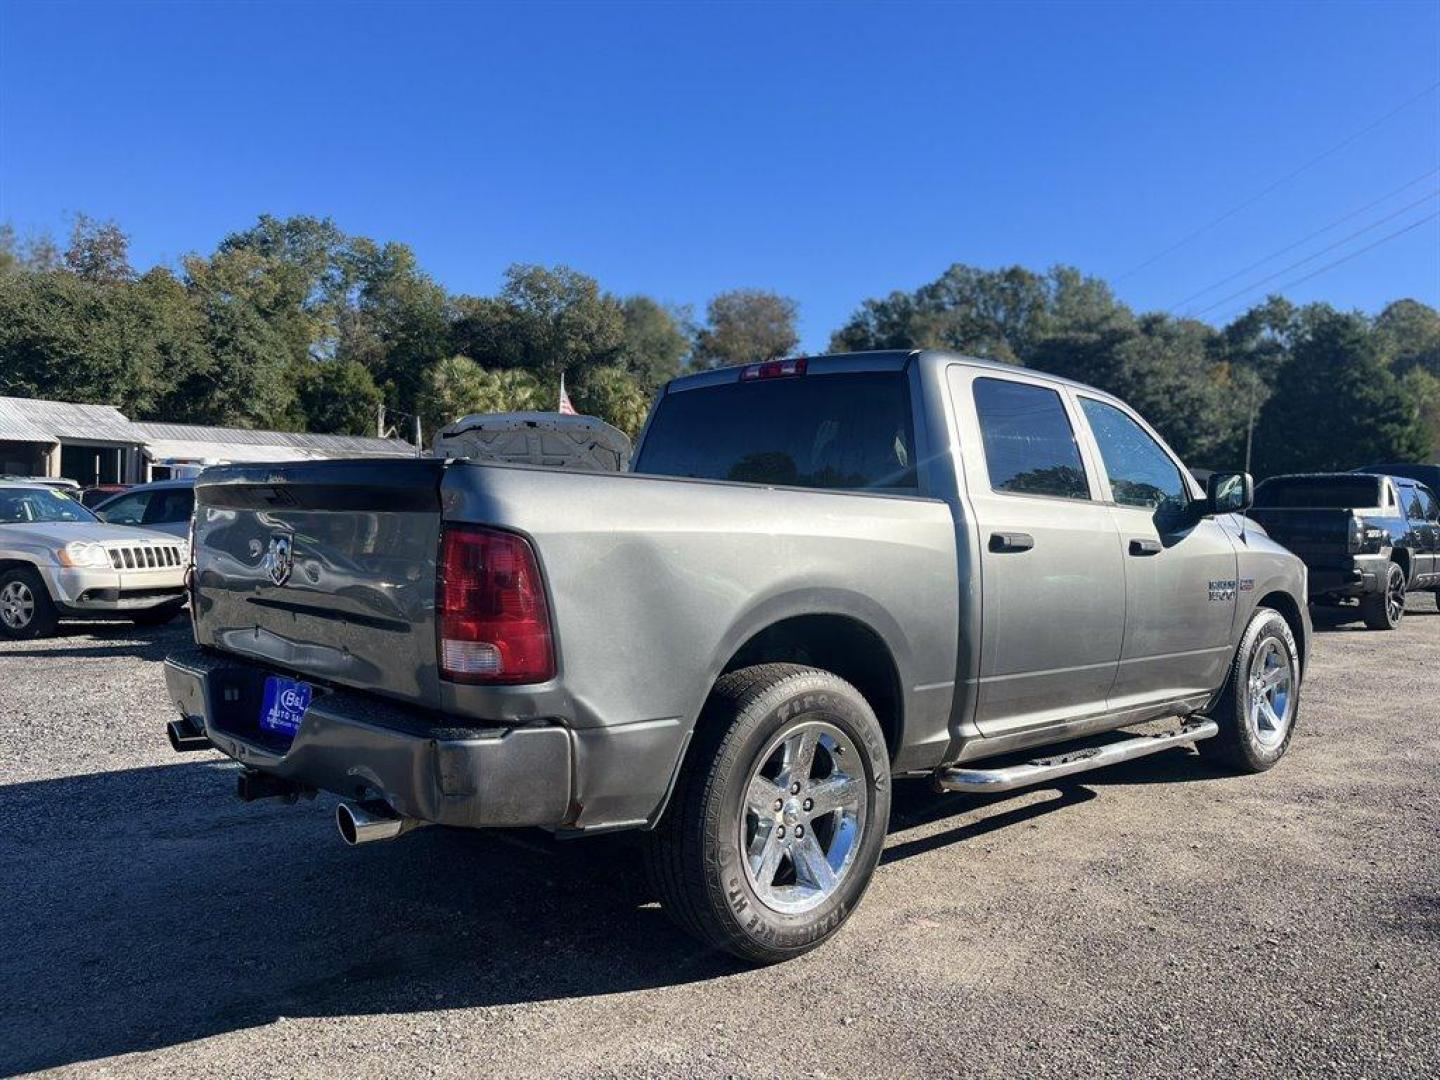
[0,395,416,484]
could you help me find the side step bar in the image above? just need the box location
[934,719,1219,795]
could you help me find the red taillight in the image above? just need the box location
[437,525,555,685]
[739,357,807,381]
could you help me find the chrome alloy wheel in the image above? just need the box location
[1386,565,1407,625]
[1246,635,1296,750]
[0,580,35,631]
[740,720,867,915]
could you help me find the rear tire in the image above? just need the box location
[1199,606,1301,773]
[644,664,891,964]
[1360,562,1406,630]
[0,567,60,641]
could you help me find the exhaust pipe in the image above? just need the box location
[167,716,211,753]
[336,799,427,846]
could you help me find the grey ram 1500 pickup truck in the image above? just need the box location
[164,349,1311,962]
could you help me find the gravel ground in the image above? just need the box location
[2,599,1438,1079]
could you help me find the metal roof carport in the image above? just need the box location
[131,422,415,477]
[0,397,147,484]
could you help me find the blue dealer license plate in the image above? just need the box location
[259,676,312,738]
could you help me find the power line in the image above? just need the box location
[1168,165,1440,311]
[1115,79,1440,282]
[1185,188,1440,317]
[1207,210,1440,324]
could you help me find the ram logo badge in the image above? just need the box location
[264,532,295,587]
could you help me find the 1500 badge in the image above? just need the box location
[1208,579,1237,601]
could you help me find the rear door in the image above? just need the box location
[141,486,195,538]
[1420,485,1440,584]
[1074,394,1239,708]
[949,368,1125,736]
[1397,480,1437,579]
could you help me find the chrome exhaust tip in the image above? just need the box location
[336,799,424,846]
[167,717,211,753]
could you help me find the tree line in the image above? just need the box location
[1,213,1436,476]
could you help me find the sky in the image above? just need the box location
[1,0,1437,352]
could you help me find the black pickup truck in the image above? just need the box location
[1249,472,1440,629]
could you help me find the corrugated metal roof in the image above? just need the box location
[132,422,415,459]
[0,396,147,444]
[0,396,415,459]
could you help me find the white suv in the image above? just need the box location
[0,483,187,640]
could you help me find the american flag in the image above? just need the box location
[558,373,578,416]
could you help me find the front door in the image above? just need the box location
[1074,395,1239,707]
[951,369,1126,737]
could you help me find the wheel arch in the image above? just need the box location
[1391,547,1412,580]
[719,612,905,760]
[1254,589,1307,674]
[644,604,911,831]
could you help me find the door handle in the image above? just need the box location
[989,531,1035,553]
[1129,537,1163,556]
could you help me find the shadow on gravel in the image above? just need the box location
[1311,594,1440,633]
[1,621,189,662]
[0,730,1234,1073]
[882,784,1097,864]
[0,760,738,1075]
[881,740,1220,864]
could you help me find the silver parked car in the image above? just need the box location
[93,479,196,540]
[0,483,188,639]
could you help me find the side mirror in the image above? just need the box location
[1206,471,1253,515]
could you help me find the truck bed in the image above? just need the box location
[189,457,962,824]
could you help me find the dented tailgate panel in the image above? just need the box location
[191,459,446,707]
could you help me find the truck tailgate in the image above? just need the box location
[1247,508,1353,567]
[191,459,446,707]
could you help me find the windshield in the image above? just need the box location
[1254,476,1381,509]
[0,487,99,524]
[634,372,918,492]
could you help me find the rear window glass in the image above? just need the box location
[634,372,917,492]
[1254,476,1382,509]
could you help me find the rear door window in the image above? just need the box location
[99,491,151,525]
[144,488,194,524]
[970,378,1090,500]
[1398,481,1426,523]
[1079,397,1188,512]
[1420,486,1440,523]
[634,372,917,492]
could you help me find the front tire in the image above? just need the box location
[1361,562,1406,630]
[0,567,59,640]
[1199,606,1301,773]
[644,664,891,964]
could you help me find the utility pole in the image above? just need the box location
[377,402,386,439]
[414,414,423,457]
[1244,370,1257,476]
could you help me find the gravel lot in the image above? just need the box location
[3,599,1438,1079]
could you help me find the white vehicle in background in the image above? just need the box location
[0,482,188,639]
[93,479,197,540]
[433,412,633,472]
[0,475,82,494]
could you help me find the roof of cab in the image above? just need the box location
[663,348,1113,398]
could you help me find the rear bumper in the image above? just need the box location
[163,645,574,829]
[1308,554,1389,598]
